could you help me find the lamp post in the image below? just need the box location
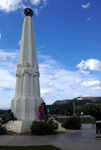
[77,97,83,116]
[73,99,76,116]
[73,97,83,117]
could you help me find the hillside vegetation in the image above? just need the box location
[50,97,101,115]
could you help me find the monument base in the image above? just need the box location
[2,120,41,134]
[2,117,65,134]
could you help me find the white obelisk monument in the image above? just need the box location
[2,8,44,133]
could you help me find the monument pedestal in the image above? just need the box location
[2,120,41,134]
[2,117,65,134]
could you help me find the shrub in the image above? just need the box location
[43,115,58,130]
[30,115,58,136]
[0,124,7,135]
[62,116,81,130]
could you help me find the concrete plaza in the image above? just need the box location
[0,123,101,150]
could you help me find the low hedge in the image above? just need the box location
[0,124,7,135]
[61,116,82,130]
[30,115,58,136]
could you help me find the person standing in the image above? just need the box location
[40,103,45,120]
[37,106,42,120]
[94,108,101,139]
[90,108,95,124]
[43,102,47,116]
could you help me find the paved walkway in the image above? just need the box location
[0,124,101,150]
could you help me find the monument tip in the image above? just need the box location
[24,8,34,17]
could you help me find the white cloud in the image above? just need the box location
[87,17,91,21]
[0,49,17,60]
[37,45,46,50]
[41,90,52,98]
[0,0,47,15]
[76,79,81,82]
[0,0,25,13]
[81,80,101,89]
[77,59,101,71]
[92,87,100,90]
[82,3,90,9]
[43,0,46,3]
[49,75,58,79]
[81,70,89,74]
[73,93,80,97]
[34,8,39,15]
[19,40,21,45]
[40,0,47,10]
[30,0,41,5]
[31,0,47,14]
[39,54,101,100]
[0,68,16,88]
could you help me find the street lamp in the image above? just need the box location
[77,97,83,116]
[73,97,83,116]
[73,101,75,116]
[73,98,76,116]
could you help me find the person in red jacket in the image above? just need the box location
[43,102,47,116]
[40,103,45,120]
[37,106,42,120]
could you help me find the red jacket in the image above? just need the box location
[41,105,44,113]
[37,108,41,118]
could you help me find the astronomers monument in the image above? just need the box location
[2,8,44,133]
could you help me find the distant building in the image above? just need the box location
[77,97,82,100]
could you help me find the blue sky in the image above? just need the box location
[0,0,101,109]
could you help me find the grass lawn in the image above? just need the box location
[0,114,96,124]
[0,117,94,124]
[56,117,96,124]
[0,146,62,150]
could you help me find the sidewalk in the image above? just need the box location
[0,124,101,150]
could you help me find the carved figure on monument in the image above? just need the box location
[33,63,40,77]
[24,62,30,67]
[16,69,21,77]
[22,62,31,76]
[23,69,31,76]
[17,64,21,68]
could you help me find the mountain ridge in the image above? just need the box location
[52,97,101,106]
